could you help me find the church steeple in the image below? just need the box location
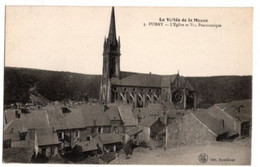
[100,7,121,103]
[108,6,117,44]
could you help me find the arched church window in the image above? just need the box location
[172,89,183,104]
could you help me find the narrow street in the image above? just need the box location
[111,138,251,165]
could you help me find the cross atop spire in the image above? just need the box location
[108,7,117,43]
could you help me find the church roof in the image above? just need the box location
[111,71,194,91]
[161,75,178,87]
[111,72,162,88]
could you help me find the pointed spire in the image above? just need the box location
[118,36,121,48]
[103,36,107,48]
[108,7,117,44]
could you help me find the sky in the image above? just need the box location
[5,6,253,76]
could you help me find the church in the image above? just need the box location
[100,7,196,109]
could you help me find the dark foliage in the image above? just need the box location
[4,67,100,105]
[186,76,252,108]
[4,67,252,107]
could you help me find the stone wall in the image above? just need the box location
[167,113,216,147]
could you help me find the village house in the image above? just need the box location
[27,128,60,157]
[44,105,87,150]
[105,104,124,133]
[95,133,123,153]
[207,99,252,137]
[73,139,100,157]
[3,109,51,147]
[167,110,228,147]
[127,117,165,147]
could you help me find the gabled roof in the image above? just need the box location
[161,75,178,87]
[111,71,162,88]
[126,126,144,136]
[117,105,137,126]
[98,133,122,145]
[46,105,85,130]
[4,110,51,134]
[214,99,252,122]
[191,110,227,136]
[111,71,194,91]
[81,104,111,127]
[105,105,121,121]
[162,102,176,111]
[133,108,150,119]
[146,103,164,116]
[139,117,159,127]
[4,109,17,124]
[35,128,60,146]
[22,110,51,129]
[74,140,99,152]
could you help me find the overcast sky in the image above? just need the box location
[5,7,252,76]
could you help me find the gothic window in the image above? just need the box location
[172,89,183,104]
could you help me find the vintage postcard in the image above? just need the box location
[3,6,252,165]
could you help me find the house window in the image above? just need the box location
[97,127,103,134]
[75,130,80,138]
[42,148,47,157]
[15,110,20,119]
[51,146,55,155]
[86,136,92,141]
[58,132,64,140]
[19,132,27,140]
[114,127,119,134]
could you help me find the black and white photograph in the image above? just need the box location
[2,5,254,165]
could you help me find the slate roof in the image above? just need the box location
[171,76,195,91]
[191,110,227,136]
[4,109,17,124]
[98,133,122,145]
[111,72,162,88]
[74,140,99,152]
[139,117,159,127]
[162,102,176,111]
[105,105,121,121]
[146,103,164,116]
[214,99,252,122]
[3,147,34,163]
[126,126,144,136]
[4,110,51,134]
[81,104,111,127]
[161,75,178,87]
[46,105,85,130]
[111,71,195,91]
[22,110,51,129]
[35,128,60,146]
[117,105,137,126]
[133,108,150,119]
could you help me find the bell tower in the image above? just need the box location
[100,7,121,103]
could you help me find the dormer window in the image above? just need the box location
[61,107,71,113]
